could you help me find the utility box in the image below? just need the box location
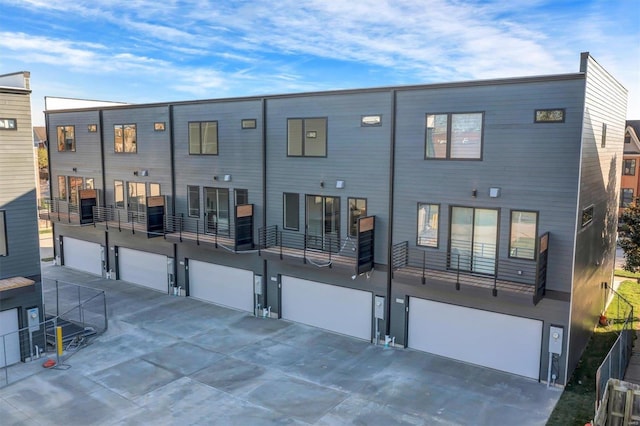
[549,325,563,355]
[374,296,385,320]
[27,307,39,332]
[254,275,263,295]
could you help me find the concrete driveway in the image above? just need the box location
[0,264,562,425]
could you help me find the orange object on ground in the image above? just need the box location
[42,359,56,368]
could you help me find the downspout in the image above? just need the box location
[169,105,176,215]
[169,104,177,289]
[99,110,108,272]
[261,98,268,309]
[385,90,397,336]
[44,107,55,259]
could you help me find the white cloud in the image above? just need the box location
[3,0,639,117]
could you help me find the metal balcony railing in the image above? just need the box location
[392,238,544,300]
[258,225,359,268]
[38,198,82,224]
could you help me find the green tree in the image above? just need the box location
[618,202,640,271]
[37,147,48,170]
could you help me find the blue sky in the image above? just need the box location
[1,0,638,126]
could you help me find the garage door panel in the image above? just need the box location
[282,276,372,341]
[118,248,167,293]
[63,237,102,276]
[408,297,542,379]
[0,308,20,367]
[188,260,253,312]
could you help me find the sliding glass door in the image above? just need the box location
[306,195,340,251]
[449,207,498,274]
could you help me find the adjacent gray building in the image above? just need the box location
[0,71,43,368]
[42,52,628,385]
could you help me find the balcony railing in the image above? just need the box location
[164,214,237,251]
[164,207,255,252]
[258,225,363,271]
[92,206,159,236]
[392,233,549,304]
[38,199,83,225]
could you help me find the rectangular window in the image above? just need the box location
[348,198,367,237]
[0,210,7,256]
[621,188,634,207]
[57,125,75,152]
[84,178,95,189]
[624,159,636,176]
[287,118,327,157]
[509,211,537,260]
[235,189,248,205]
[601,123,607,148]
[88,124,97,132]
[57,176,67,200]
[361,115,382,127]
[114,124,137,153]
[154,122,165,131]
[148,183,161,197]
[114,180,124,208]
[189,121,218,154]
[283,193,299,230]
[188,185,200,217]
[581,205,594,227]
[417,203,439,247]
[425,112,483,160]
[241,119,256,129]
[0,118,17,130]
[535,109,565,123]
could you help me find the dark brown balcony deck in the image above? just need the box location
[258,222,375,276]
[92,206,164,238]
[392,236,548,305]
[163,209,255,252]
[38,199,92,226]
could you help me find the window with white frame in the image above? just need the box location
[624,159,637,176]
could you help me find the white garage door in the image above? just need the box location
[62,237,102,276]
[281,276,372,341]
[0,308,20,367]
[188,260,254,312]
[118,247,168,293]
[408,297,542,379]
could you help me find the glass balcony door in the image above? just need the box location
[306,195,340,251]
[450,207,498,274]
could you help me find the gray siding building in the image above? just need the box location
[42,53,627,385]
[0,71,43,368]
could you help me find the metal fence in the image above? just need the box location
[0,279,107,388]
[595,288,635,409]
